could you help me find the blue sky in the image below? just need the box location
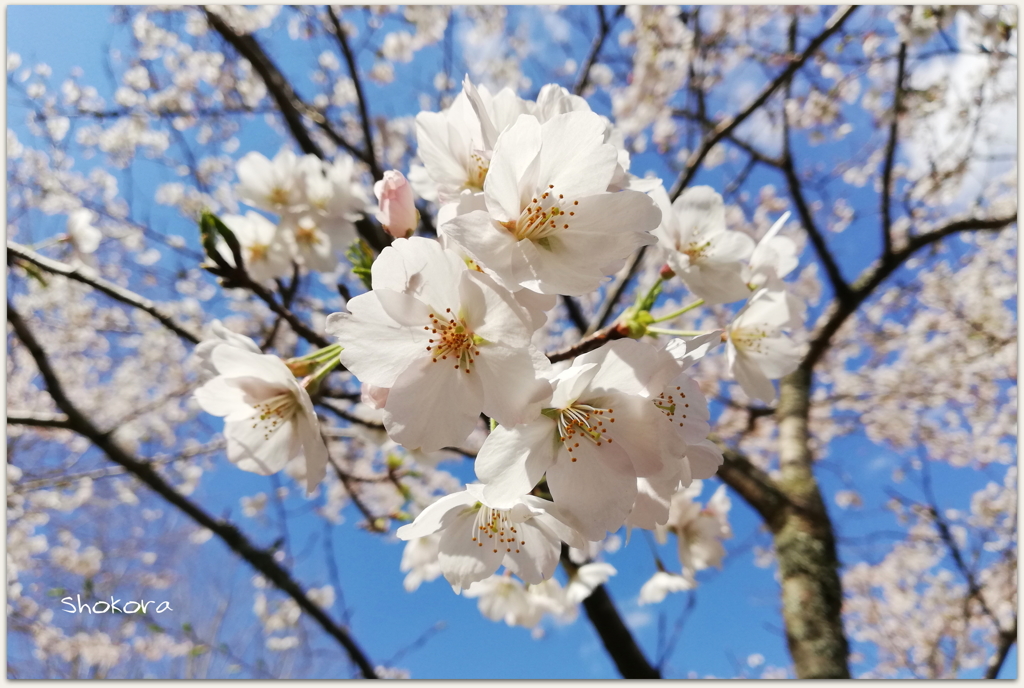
[7,5,1015,679]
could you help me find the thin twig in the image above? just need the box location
[880,42,908,256]
[668,5,857,200]
[8,241,202,345]
[326,6,382,181]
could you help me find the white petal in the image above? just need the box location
[546,442,637,541]
[329,296,429,388]
[475,345,549,428]
[502,520,560,585]
[686,440,724,480]
[731,351,777,403]
[438,510,504,590]
[539,111,618,200]
[383,354,484,451]
[477,420,559,508]
[484,114,542,222]
[397,490,478,540]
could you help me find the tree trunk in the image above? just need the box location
[772,367,851,678]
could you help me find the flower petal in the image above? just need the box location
[383,354,484,451]
[476,419,559,508]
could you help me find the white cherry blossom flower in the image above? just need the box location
[410,77,529,203]
[655,481,733,576]
[399,533,443,592]
[194,345,328,492]
[236,149,306,213]
[748,211,798,287]
[277,155,370,273]
[395,484,584,592]
[651,184,755,305]
[566,562,617,603]
[66,208,102,259]
[638,570,694,605]
[326,237,549,452]
[727,286,807,403]
[440,111,661,296]
[193,320,261,378]
[476,339,702,540]
[219,211,293,283]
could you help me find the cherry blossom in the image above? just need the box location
[475,339,715,540]
[326,237,549,452]
[194,345,328,492]
[373,170,419,239]
[651,184,755,305]
[440,111,661,295]
[726,286,807,403]
[395,484,584,592]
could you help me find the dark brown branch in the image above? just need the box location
[572,6,624,96]
[561,546,660,678]
[881,42,908,256]
[779,14,852,304]
[547,323,629,363]
[7,303,378,678]
[984,620,1017,679]
[204,8,325,158]
[781,138,852,303]
[326,6,383,181]
[561,295,589,334]
[8,241,202,345]
[715,444,789,526]
[668,5,857,200]
[802,213,1018,371]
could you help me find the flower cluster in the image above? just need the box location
[224,149,371,280]
[194,76,809,601]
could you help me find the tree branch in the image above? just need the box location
[880,42,908,256]
[546,323,629,363]
[7,303,379,679]
[561,546,660,678]
[714,444,789,526]
[572,5,624,96]
[984,620,1017,679]
[8,240,202,345]
[802,213,1018,370]
[7,411,73,429]
[668,5,857,200]
[325,6,382,181]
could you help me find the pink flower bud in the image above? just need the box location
[373,171,418,239]
[361,383,390,410]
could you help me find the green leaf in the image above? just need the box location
[345,239,375,290]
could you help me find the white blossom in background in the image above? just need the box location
[399,533,443,592]
[638,570,694,605]
[235,149,305,214]
[651,184,756,305]
[726,286,806,403]
[656,481,733,577]
[65,208,102,266]
[194,345,327,492]
[218,211,293,284]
